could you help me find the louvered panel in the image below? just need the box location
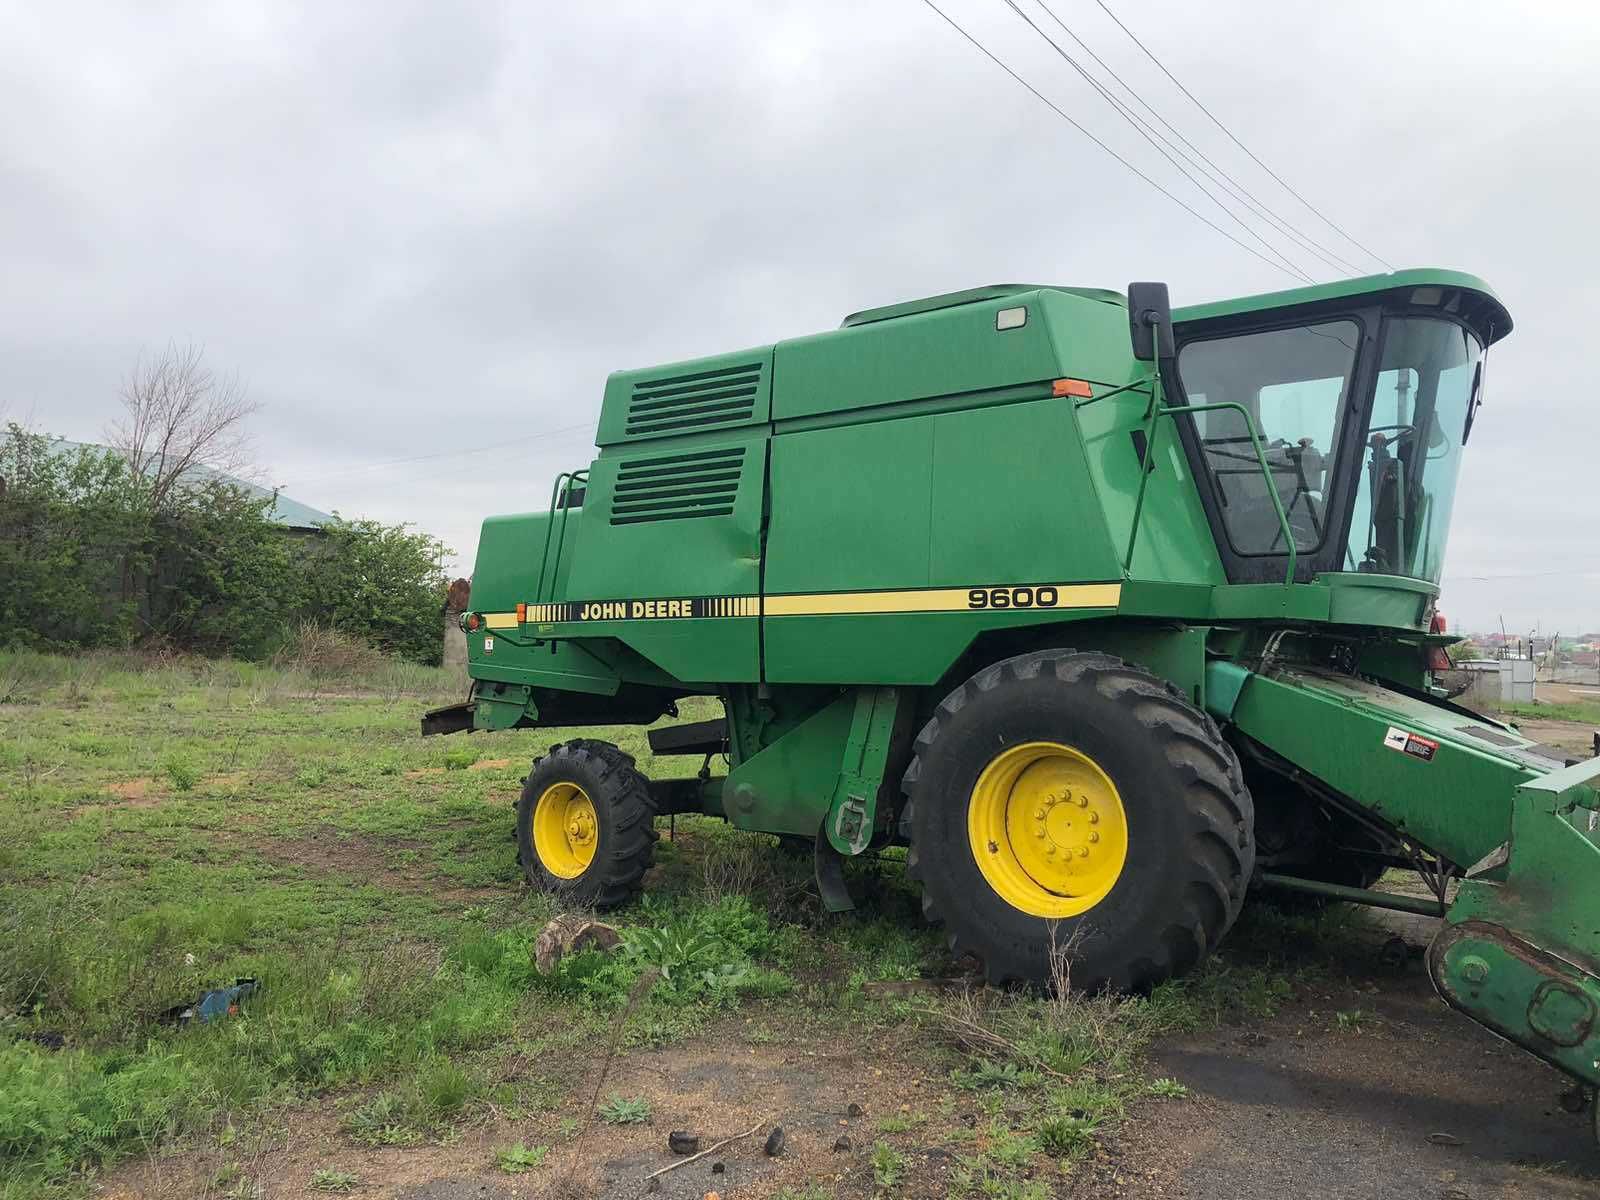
[608,446,747,525]
[624,362,762,437]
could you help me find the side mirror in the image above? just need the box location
[1128,281,1175,362]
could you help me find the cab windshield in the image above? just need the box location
[1346,318,1481,582]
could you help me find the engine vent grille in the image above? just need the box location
[625,362,762,437]
[609,446,747,526]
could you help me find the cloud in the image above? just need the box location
[4,0,1597,632]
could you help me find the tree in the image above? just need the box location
[106,342,259,512]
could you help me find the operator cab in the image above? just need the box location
[1159,273,1509,587]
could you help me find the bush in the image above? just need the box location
[0,425,450,665]
[271,622,386,681]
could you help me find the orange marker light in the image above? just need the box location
[1052,378,1093,399]
[465,612,482,632]
[516,602,527,623]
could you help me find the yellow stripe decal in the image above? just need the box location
[495,583,1121,625]
[764,583,1121,617]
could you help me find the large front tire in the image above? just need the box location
[517,740,657,910]
[902,650,1254,991]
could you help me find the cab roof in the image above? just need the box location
[841,269,1511,346]
[1174,268,1513,345]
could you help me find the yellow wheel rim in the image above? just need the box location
[532,782,599,879]
[967,740,1129,918]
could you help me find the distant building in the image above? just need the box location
[40,437,334,531]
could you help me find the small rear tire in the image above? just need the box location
[903,650,1254,992]
[517,740,657,909]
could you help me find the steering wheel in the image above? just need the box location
[1366,423,1416,447]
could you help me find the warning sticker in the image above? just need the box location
[1383,725,1438,762]
[1403,733,1439,761]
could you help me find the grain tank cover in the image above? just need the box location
[841,283,1127,328]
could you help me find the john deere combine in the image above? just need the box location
[426,269,1600,1136]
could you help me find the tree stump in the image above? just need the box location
[533,914,621,974]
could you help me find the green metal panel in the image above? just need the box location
[558,430,766,683]
[841,283,1125,328]
[471,511,559,613]
[596,346,774,447]
[1073,380,1225,588]
[1322,572,1436,629]
[468,631,622,696]
[723,691,858,836]
[774,295,1058,423]
[824,686,904,854]
[1431,757,1600,1088]
[1074,624,1211,709]
[1223,665,1552,867]
[764,416,934,595]
[773,287,1135,424]
[928,398,1122,585]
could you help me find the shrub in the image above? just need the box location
[0,425,450,664]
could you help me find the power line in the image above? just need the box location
[1030,0,1365,278]
[280,420,594,489]
[999,0,1316,285]
[916,0,1310,284]
[1092,0,1394,272]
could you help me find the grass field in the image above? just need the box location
[1501,698,1600,726]
[0,648,1380,1199]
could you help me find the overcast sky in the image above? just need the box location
[5,1,1598,635]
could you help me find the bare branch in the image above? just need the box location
[106,341,260,510]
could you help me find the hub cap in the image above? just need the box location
[532,781,599,878]
[967,740,1129,917]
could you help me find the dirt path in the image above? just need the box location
[101,915,1600,1199]
[1084,912,1599,1199]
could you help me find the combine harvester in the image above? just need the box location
[426,270,1600,1141]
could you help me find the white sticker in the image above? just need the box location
[483,637,494,653]
[1383,726,1409,751]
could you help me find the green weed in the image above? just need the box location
[309,1169,361,1192]
[1148,1077,1188,1099]
[1036,1113,1099,1158]
[342,1093,420,1147]
[163,753,200,791]
[1335,1008,1367,1033]
[598,1095,651,1125]
[871,1140,907,1190]
[876,1111,926,1134]
[495,1142,549,1172]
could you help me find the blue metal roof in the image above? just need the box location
[42,438,335,530]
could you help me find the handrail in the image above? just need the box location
[1123,391,1297,587]
[533,469,588,607]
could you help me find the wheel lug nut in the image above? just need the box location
[1088,812,1099,824]
[1088,832,1099,843]
[1035,829,1046,839]
[1076,795,1089,808]
[1076,846,1090,857]
[1035,807,1046,820]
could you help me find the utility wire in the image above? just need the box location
[1093,0,1394,271]
[917,0,1309,284]
[1000,0,1315,285]
[280,420,594,489]
[1031,0,1365,278]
